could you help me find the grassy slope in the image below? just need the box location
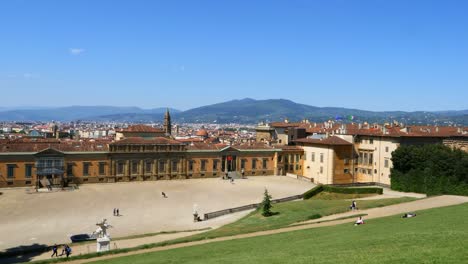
[92,202,468,264]
[170,197,416,242]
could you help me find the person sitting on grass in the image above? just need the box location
[402,212,417,218]
[354,216,364,226]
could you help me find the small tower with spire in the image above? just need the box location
[164,108,172,136]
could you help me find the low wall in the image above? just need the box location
[327,182,390,188]
[203,194,303,220]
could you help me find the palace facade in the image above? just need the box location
[0,131,285,188]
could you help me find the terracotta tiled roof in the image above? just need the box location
[294,136,352,146]
[275,145,304,151]
[121,125,164,133]
[176,138,204,143]
[186,142,227,150]
[270,122,302,128]
[0,138,110,153]
[112,137,183,145]
[195,129,209,137]
[232,143,276,150]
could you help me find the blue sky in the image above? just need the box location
[1,0,467,111]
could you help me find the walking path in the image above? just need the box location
[34,195,468,264]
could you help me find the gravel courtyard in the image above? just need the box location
[0,176,313,251]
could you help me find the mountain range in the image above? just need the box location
[0,99,467,125]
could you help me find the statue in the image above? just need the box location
[94,218,112,252]
[94,218,112,238]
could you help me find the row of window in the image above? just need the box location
[310,152,324,163]
[6,164,33,178]
[4,158,272,178]
[278,154,301,163]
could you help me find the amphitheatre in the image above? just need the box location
[1,174,467,264]
[0,177,312,254]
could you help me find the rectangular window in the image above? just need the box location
[262,159,268,169]
[252,159,257,170]
[344,158,349,165]
[172,160,178,172]
[277,155,282,163]
[25,164,33,178]
[295,154,299,162]
[67,163,74,176]
[131,161,138,174]
[159,161,165,172]
[145,161,152,173]
[99,162,105,175]
[241,159,246,169]
[117,162,124,175]
[344,168,349,174]
[7,164,15,178]
[385,146,389,153]
[369,153,373,165]
[83,163,90,176]
[213,160,219,171]
[320,153,324,163]
[368,169,372,175]
[201,160,207,171]
[311,152,315,162]
[188,160,194,171]
[295,164,299,170]
[384,159,389,168]
[370,139,374,144]
[320,166,323,174]
[358,153,363,164]
[363,153,368,165]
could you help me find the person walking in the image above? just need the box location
[241,168,245,178]
[65,245,72,258]
[162,192,167,198]
[116,208,119,216]
[113,208,116,216]
[51,244,58,258]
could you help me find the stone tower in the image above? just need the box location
[164,108,172,136]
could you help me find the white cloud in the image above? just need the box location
[23,73,40,79]
[69,48,85,55]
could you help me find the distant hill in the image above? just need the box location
[0,106,180,122]
[0,99,466,125]
[175,98,468,125]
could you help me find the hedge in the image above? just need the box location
[302,185,383,199]
[323,186,383,195]
[302,185,324,199]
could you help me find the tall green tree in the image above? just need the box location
[391,144,468,196]
[261,189,273,217]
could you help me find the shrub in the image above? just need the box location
[303,185,324,199]
[323,186,383,195]
[307,213,322,220]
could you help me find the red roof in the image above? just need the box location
[121,125,164,133]
[112,137,183,145]
[294,136,352,146]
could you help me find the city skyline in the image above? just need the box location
[1,0,468,111]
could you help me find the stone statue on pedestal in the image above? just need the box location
[94,218,112,252]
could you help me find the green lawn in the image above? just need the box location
[91,202,468,264]
[170,197,417,242]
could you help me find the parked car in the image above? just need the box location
[70,233,97,243]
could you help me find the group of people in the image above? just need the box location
[113,208,120,216]
[51,244,72,258]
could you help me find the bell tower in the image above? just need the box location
[164,108,172,136]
